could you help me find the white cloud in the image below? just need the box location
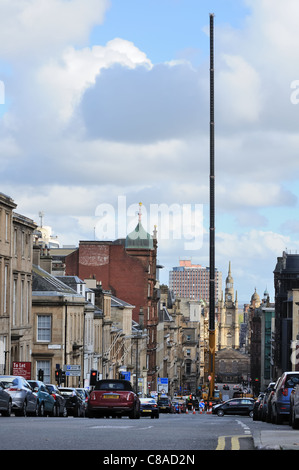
[216,230,293,260]
[2,1,299,303]
[217,54,262,125]
[37,38,152,122]
[217,182,297,210]
[0,0,110,59]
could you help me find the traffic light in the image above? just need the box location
[38,369,44,381]
[55,369,60,383]
[55,369,66,385]
[60,370,66,384]
[90,369,98,386]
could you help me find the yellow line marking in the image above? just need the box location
[231,436,240,450]
[216,436,226,450]
[216,435,249,450]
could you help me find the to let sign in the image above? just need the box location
[12,361,31,380]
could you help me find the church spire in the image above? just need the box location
[226,261,233,288]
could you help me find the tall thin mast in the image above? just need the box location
[208,13,216,399]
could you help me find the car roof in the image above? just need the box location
[225,397,254,402]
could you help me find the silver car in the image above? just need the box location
[0,381,12,416]
[0,375,38,416]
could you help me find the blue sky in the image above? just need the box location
[1,0,299,304]
[90,0,250,65]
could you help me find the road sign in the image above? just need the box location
[63,365,81,376]
[157,377,168,394]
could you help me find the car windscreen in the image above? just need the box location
[158,398,169,404]
[285,374,299,388]
[28,381,38,388]
[0,377,18,388]
[95,381,133,391]
[59,389,76,396]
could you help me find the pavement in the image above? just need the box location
[253,429,299,450]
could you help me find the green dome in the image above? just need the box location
[125,222,154,250]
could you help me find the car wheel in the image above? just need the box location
[129,406,140,419]
[39,402,45,417]
[19,400,27,417]
[2,400,12,417]
[32,403,38,417]
[249,410,254,418]
[217,409,224,417]
[292,409,299,429]
[62,405,68,417]
[274,407,283,425]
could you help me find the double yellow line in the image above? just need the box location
[216,435,248,450]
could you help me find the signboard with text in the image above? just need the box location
[12,361,31,380]
[157,377,168,394]
[63,364,81,376]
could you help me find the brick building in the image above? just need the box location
[65,212,159,389]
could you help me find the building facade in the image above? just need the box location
[169,259,222,304]
[218,262,240,350]
[65,211,159,390]
[0,193,36,375]
[273,251,299,377]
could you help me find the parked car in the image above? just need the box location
[252,392,264,421]
[0,375,38,416]
[157,396,173,413]
[260,382,276,422]
[212,398,255,417]
[271,372,299,424]
[46,383,68,417]
[0,381,12,416]
[58,387,86,417]
[289,384,299,429]
[140,398,159,419]
[88,379,140,419]
[265,388,276,423]
[28,380,55,417]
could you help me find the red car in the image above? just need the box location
[88,379,140,419]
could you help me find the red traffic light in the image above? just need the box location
[90,369,98,385]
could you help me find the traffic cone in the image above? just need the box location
[192,407,196,415]
[199,407,202,414]
[186,408,188,414]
